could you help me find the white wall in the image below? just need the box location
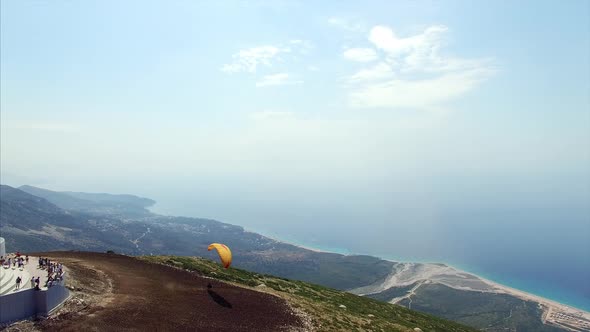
[0,238,5,258]
[0,273,69,325]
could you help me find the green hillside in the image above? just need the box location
[142,255,477,332]
[399,283,563,332]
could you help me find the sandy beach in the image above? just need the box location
[349,261,590,331]
[279,239,590,331]
[475,273,590,331]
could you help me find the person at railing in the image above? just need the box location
[46,275,54,288]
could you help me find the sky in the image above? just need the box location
[1,0,589,273]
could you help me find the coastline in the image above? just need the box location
[181,217,590,324]
[443,262,590,313]
[438,264,590,331]
[349,259,590,331]
[475,271,589,315]
[277,240,590,330]
[244,228,351,255]
[295,242,590,314]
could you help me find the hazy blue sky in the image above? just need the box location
[1,1,589,261]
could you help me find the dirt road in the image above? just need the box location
[26,251,304,332]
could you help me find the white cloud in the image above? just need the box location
[346,24,495,110]
[367,25,491,73]
[222,41,311,74]
[346,62,394,83]
[288,39,313,54]
[328,17,364,32]
[350,68,494,109]
[342,48,378,62]
[221,45,287,73]
[369,25,449,58]
[255,73,302,87]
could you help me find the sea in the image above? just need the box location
[249,226,590,312]
[149,192,590,312]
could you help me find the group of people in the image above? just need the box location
[39,257,64,288]
[0,252,29,269]
[39,257,62,273]
[7,255,65,292]
[14,276,42,290]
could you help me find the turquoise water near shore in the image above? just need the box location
[151,198,590,313]
[249,227,590,312]
[447,262,590,312]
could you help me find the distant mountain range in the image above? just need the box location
[18,185,156,217]
[0,184,574,331]
[2,184,392,290]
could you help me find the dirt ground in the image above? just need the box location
[3,251,304,332]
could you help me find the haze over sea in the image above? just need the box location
[150,177,590,312]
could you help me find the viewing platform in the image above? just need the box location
[0,254,70,325]
[0,258,48,295]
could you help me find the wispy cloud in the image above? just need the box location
[221,45,288,73]
[255,73,302,87]
[368,25,491,73]
[221,40,312,74]
[346,62,394,83]
[288,39,313,55]
[350,68,493,109]
[328,17,365,32]
[342,48,378,62]
[345,24,495,110]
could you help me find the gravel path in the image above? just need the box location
[27,251,304,332]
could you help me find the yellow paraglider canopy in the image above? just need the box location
[208,243,232,268]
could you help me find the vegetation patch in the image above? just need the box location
[408,283,563,332]
[142,255,477,332]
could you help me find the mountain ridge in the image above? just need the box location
[18,185,155,217]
